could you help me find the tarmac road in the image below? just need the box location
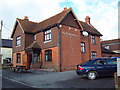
[1,70,116,89]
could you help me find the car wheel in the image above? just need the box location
[87,71,97,80]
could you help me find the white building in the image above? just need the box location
[1,39,12,64]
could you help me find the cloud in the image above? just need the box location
[0,0,118,40]
[0,0,65,38]
[67,0,118,40]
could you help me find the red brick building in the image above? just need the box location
[11,8,102,71]
[101,38,120,57]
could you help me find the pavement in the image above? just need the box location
[1,69,116,89]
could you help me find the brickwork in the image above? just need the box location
[81,34,101,62]
[13,24,25,53]
[12,51,27,67]
[60,25,82,71]
[41,46,60,71]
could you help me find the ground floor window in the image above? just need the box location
[91,51,97,59]
[45,50,52,61]
[16,53,21,63]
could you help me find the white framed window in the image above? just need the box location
[81,42,85,53]
[105,46,109,49]
[91,35,95,44]
[91,51,97,59]
[16,36,21,46]
[44,30,51,42]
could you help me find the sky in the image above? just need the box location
[0,0,119,40]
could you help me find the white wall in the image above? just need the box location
[1,47,12,64]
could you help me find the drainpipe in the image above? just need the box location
[57,24,62,72]
[88,34,91,59]
[40,50,42,68]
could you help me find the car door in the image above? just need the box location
[93,59,108,76]
[105,58,117,76]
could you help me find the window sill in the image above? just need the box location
[16,63,21,64]
[44,40,51,43]
[16,45,21,47]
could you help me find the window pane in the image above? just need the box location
[49,34,51,39]
[45,55,48,61]
[16,36,21,46]
[44,30,51,41]
[47,35,49,40]
[81,42,85,53]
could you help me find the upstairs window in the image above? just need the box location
[91,35,95,44]
[45,50,52,61]
[44,30,51,42]
[105,46,109,49]
[91,51,97,59]
[16,53,21,63]
[81,42,85,53]
[16,36,21,46]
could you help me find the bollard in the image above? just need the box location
[114,72,118,90]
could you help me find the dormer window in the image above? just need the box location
[16,36,21,46]
[44,30,51,42]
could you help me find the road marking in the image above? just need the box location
[0,75,40,88]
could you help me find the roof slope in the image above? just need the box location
[12,8,71,36]
[1,39,12,48]
[26,41,41,50]
[101,38,120,45]
[79,21,102,36]
[11,8,102,38]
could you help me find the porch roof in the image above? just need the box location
[25,41,41,50]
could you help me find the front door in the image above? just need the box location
[27,53,32,69]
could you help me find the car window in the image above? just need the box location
[94,59,107,65]
[106,59,117,65]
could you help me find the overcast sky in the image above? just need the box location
[0,0,119,40]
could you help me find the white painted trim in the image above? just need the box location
[44,40,51,43]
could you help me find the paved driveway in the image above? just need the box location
[2,70,115,88]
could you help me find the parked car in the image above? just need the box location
[76,57,119,80]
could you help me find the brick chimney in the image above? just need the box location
[64,7,67,10]
[85,16,90,24]
[24,16,29,20]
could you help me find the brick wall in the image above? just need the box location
[12,51,27,67]
[60,25,82,71]
[81,34,101,62]
[41,46,60,71]
[36,26,58,49]
[13,24,25,53]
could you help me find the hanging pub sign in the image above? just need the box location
[117,58,120,76]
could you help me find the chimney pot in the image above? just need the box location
[24,16,29,20]
[85,16,90,24]
[64,7,67,10]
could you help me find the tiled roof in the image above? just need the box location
[17,8,71,34]
[79,21,102,36]
[1,39,12,48]
[11,8,102,37]
[101,38,120,45]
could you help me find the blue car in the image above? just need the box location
[76,57,119,80]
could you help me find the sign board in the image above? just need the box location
[117,58,120,76]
